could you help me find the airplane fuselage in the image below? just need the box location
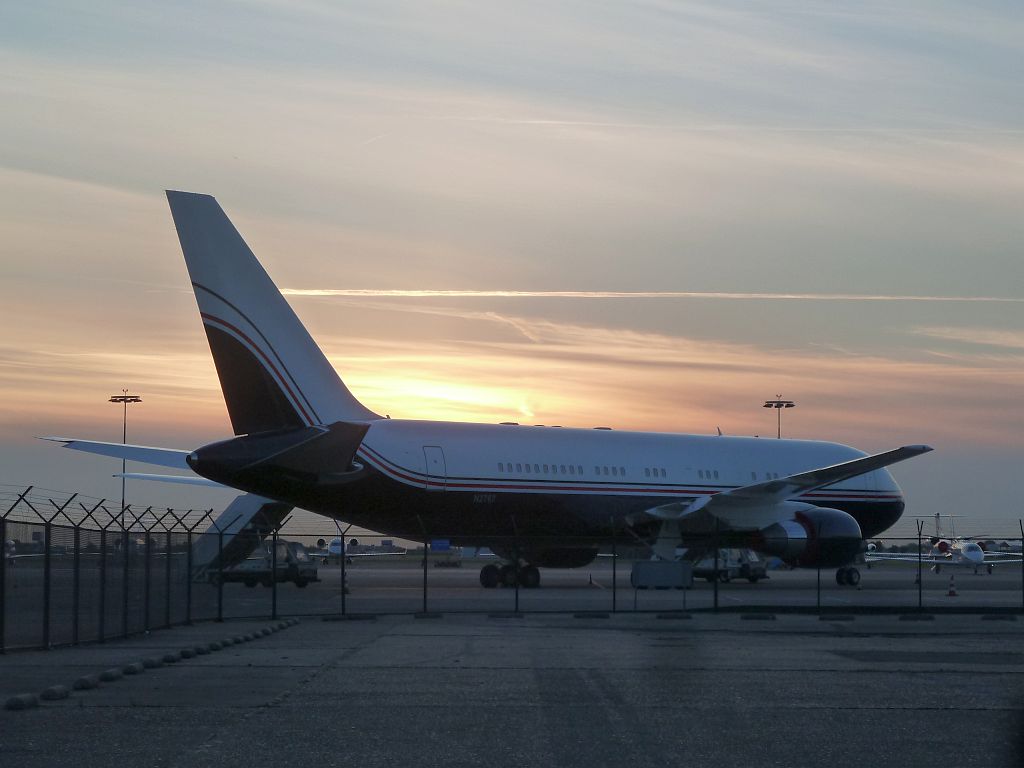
[240,419,905,545]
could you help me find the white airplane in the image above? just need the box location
[306,537,407,563]
[866,514,1022,575]
[47,191,932,589]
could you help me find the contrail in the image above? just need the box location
[282,289,1024,303]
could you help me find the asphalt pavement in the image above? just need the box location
[1,611,1022,767]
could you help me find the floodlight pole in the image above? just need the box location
[763,396,795,439]
[109,390,142,529]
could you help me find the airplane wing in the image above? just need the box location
[981,551,1024,561]
[647,444,932,529]
[115,472,228,488]
[866,553,948,564]
[41,437,192,470]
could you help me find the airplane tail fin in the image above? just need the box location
[166,191,380,435]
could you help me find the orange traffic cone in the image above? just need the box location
[947,575,958,597]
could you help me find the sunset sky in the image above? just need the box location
[2,1,1022,537]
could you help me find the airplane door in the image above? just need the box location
[423,446,446,491]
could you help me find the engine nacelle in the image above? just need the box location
[754,505,863,568]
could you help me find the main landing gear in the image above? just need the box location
[480,562,541,589]
[835,566,861,586]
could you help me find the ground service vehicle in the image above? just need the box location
[220,540,319,588]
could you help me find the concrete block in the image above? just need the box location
[5,693,39,711]
[73,675,100,690]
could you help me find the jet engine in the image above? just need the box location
[754,505,863,567]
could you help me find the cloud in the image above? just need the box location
[912,326,1024,350]
[284,288,1024,303]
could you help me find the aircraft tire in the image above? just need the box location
[847,568,860,586]
[988,564,994,575]
[500,564,518,588]
[835,568,848,586]
[479,563,500,588]
[520,565,541,589]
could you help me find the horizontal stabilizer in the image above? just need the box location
[42,437,191,470]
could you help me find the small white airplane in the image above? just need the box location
[866,514,1022,574]
[306,537,407,563]
[46,191,933,589]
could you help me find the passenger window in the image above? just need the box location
[516,463,522,472]
[645,468,650,478]
[713,470,719,480]
[560,464,566,474]
[578,466,583,475]
[498,462,504,472]
[603,466,609,476]
[569,465,575,475]
[595,466,601,475]
[611,466,618,476]
[534,464,540,473]
[660,468,666,478]
[543,464,549,473]
[698,470,704,479]
[620,467,625,476]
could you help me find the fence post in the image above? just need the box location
[122,527,130,639]
[271,527,278,621]
[217,528,224,623]
[513,541,520,614]
[186,531,193,625]
[917,521,924,611]
[144,531,152,632]
[164,530,172,628]
[98,528,107,642]
[713,524,719,613]
[42,521,51,648]
[339,528,347,616]
[416,516,428,615]
[816,522,822,614]
[73,525,81,645]
[611,533,617,614]
[0,517,6,654]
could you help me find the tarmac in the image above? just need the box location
[1,612,1022,767]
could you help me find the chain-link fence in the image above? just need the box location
[4,484,1024,651]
